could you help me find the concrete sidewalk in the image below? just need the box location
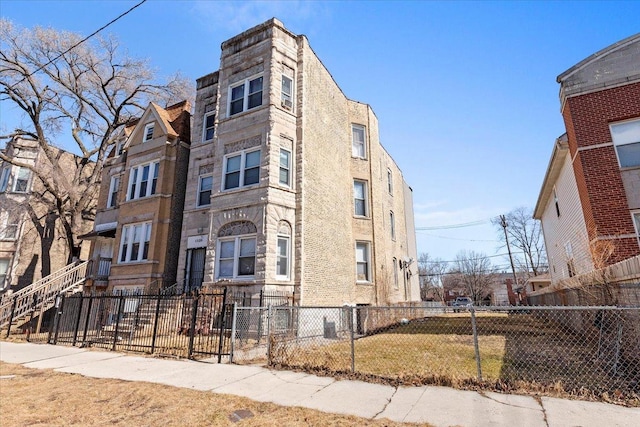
[1,341,638,426]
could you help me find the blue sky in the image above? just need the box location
[2,0,639,270]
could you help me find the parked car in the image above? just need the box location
[452,296,473,312]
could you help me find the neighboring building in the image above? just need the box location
[534,33,640,285]
[177,19,419,306]
[0,137,92,292]
[83,101,191,294]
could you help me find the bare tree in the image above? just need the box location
[451,250,496,304]
[418,253,447,303]
[492,207,547,277]
[0,19,193,263]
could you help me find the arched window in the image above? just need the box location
[216,221,257,279]
[276,221,291,280]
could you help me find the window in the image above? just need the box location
[387,169,393,195]
[633,212,640,241]
[216,221,257,279]
[565,241,575,278]
[119,222,152,263]
[276,236,290,279]
[553,186,560,217]
[279,149,291,186]
[203,112,215,141]
[352,124,366,158]
[0,167,10,192]
[223,150,260,190]
[353,180,368,217]
[108,176,120,208]
[393,257,399,289]
[229,76,263,116]
[0,258,9,289]
[1,212,18,240]
[198,175,212,207]
[127,162,159,200]
[117,142,125,155]
[610,119,640,168]
[390,211,396,240]
[281,75,293,110]
[12,167,30,193]
[143,123,154,142]
[355,242,371,282]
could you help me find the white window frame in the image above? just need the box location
[127,161,159,201]
[0,258,9,290]
[12,167,31,193]
[610,118,640,169]
[279,148,291,187]
[197,175,213,207]
[276,235,290,280]
[1,212,18,241]
[228,75,263,116]
[387,168,393,195]
[203,112,215,142]
[352,124,367,159]
[0,167,10,192]
[353,180,368,217]
[216,235,257,279]
[390,211,396,240]
[107,175,120,209]
[281,75,293,110]
[143,123,154,142]
[222,149,261,191]
[355,241,372,283]
[119,222,152,263]
[633,211,640,245]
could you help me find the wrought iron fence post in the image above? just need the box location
[266,305,272,365]
[81,293,94,345]
[52,294,65,345]
[112,294,125,351]
[151,290,162,354]
[230,302,238,363]
[470,307,482,381]
[350,306,355,373]
[187,292,199,359]
[6,295,18,338]
[72,296,84,346]
[217,287,228,363]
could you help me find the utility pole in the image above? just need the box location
[500,215,519,300]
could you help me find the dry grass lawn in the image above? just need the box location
[0,362,428,427]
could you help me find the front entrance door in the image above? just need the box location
[185,248,206,292]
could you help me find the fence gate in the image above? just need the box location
[186,288,231,361]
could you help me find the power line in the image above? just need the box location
[416,217,495,231]
[417,232,500,243]
[8,0,147,88]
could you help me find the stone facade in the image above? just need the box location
[0,138,92,291]
[535,33,640,285]
[83,101,191,293]
[177,19,419,306]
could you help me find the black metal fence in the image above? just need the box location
[21,289,231,361]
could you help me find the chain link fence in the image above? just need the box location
[230,305,640,405]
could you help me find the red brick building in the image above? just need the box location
[535,33,640,284]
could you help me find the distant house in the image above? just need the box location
[0,137,93,292]
[534,33,640,286]
[176,19,419,306]
[82,101,191,293]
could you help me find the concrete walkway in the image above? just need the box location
[1,341,638,426]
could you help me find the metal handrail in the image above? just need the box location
[0,260,88,329]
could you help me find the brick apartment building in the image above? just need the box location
[82,101,191,293]
[534,33,640,285]
[177,19,419,306]
[0,137,93,291]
